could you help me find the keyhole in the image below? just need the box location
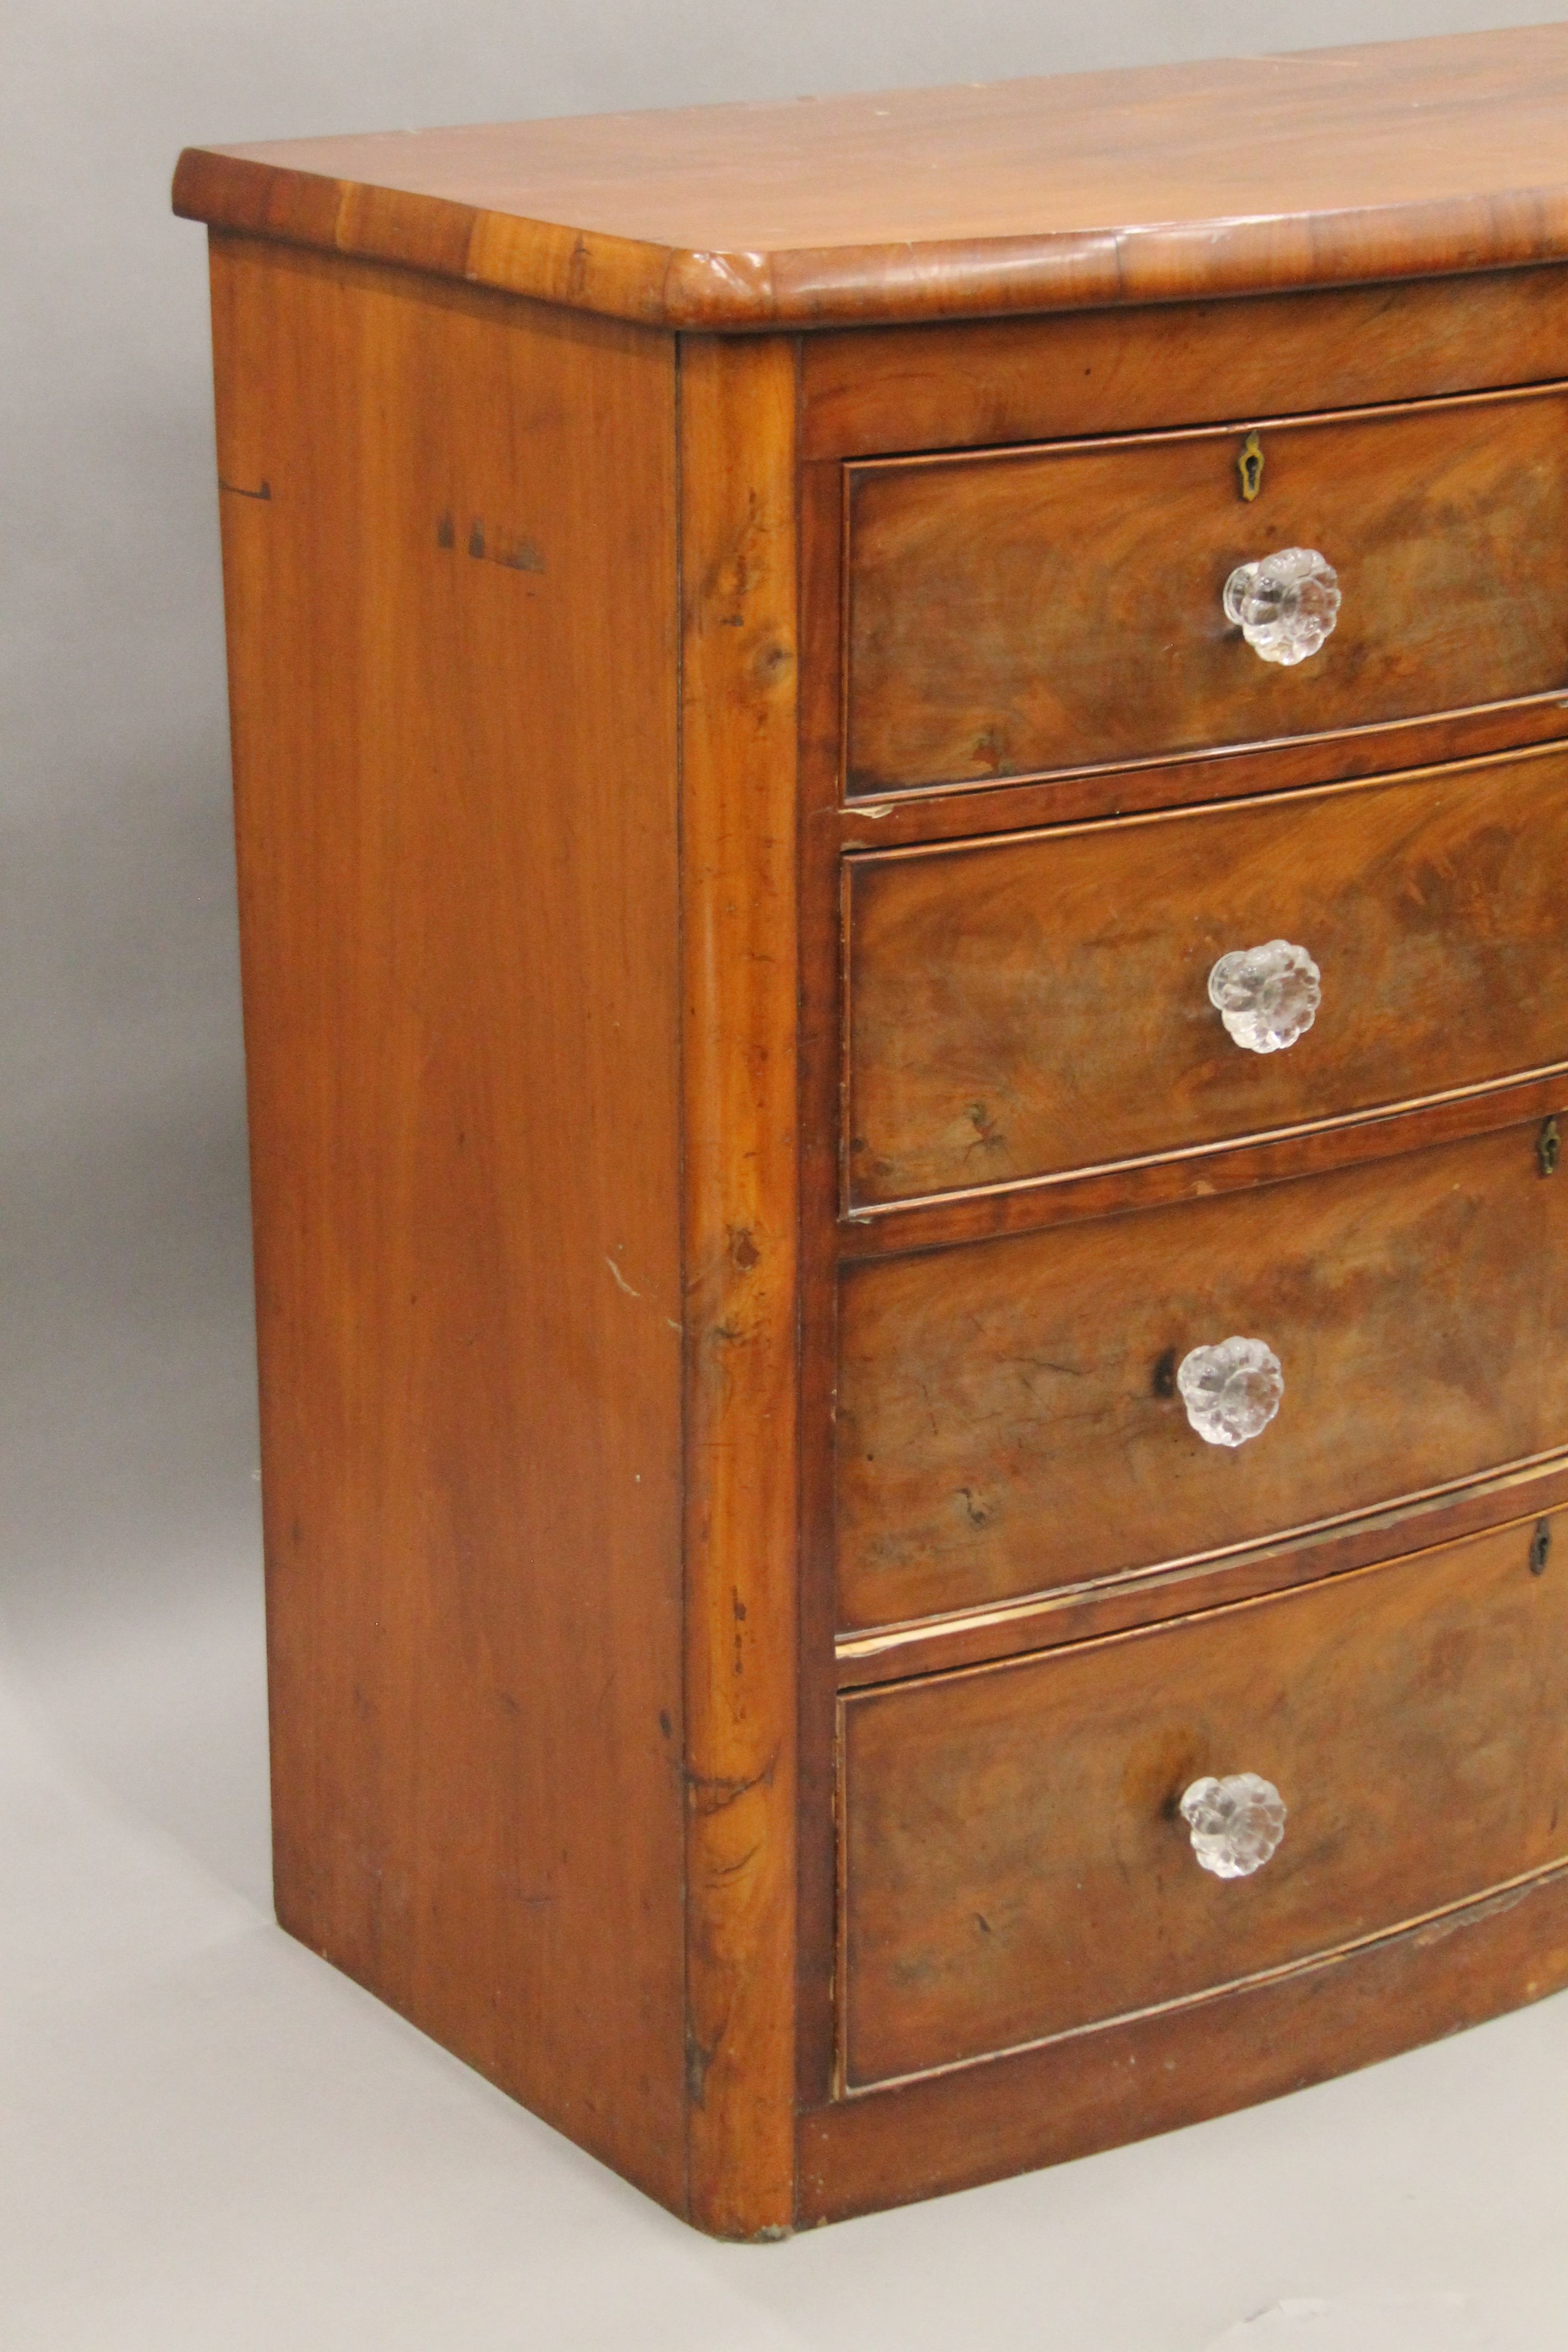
[1238,430,1264,502]
[1531,1520,1553,1577]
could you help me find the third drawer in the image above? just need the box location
[837,1115,1568,1632]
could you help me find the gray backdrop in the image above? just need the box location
[4,7,1566,2347]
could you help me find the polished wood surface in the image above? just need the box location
[841,1510,1568,2087]
[846,745,1568,1206]
[802,266,1568,460]
[796,457,854,2116]
[832,703,1568,848]
[798,438,1568,861]
[841,1070,1568,1266]
[678,336,801,2240]
[209,238,690,2202]
[176,28,1568,329]
[802,1856,1568,2222]
[837,1455,1568,1689]
[847,385,1568,795]
[837,1118,1568,1631]
[185,28,1568,2234]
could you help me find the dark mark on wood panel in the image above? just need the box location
[685,2029,717,2108]
[456,518,547,572]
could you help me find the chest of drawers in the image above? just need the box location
[175,25,1568,2235]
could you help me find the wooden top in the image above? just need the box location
[175,26,1568,332]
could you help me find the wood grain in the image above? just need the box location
[837,1118,1568,1631]
[840,1071,1568,1263]
[846,745,1568,1205]
[840,1510,1568,2086]
[801,266,1568,460]
[678,334,801,2239]
[798,1855,1568,2222]
[177,28,1568,329]
[794,457,853,2116]
[831,701,1568,849]
[208,238,689,2202]
[189,46,1568,2226]
[836,1455,1568,1688]
[846,385,1568,794]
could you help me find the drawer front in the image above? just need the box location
[846,387,1568,796]
[837,1120,1568,1631]
[840,1512,1568,2088]
[846,748,1568,1206]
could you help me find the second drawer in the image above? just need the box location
[845,744,1568,1207]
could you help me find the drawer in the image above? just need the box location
[837,1118,1568,1631]
[845,747,1568,1207]
[845,385,1568,797]
[840,1510,1568,2087]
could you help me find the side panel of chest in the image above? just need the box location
[209,237,692,2207]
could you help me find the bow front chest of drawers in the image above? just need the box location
[176,26,1568,2234]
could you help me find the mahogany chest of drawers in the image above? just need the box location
[175,26,1568,2235]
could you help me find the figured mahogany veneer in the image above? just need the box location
[837,1118,1568,1631]
[841,1510,1568,2088]
[177,27,1568,2239]
[846,384,1568,794]
[799,266,1568,461]
[845,742,1568,1206]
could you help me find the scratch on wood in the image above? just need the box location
[685,1749,779,1814]
[709,1841,763,1881]
[1413,1879,1538,1946]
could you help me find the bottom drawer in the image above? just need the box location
[840,1508,1568,2090]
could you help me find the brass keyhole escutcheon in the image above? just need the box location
[1531,1519,1553,1577]
[1238,429,1264,502]
[1539,1117,1561,1177]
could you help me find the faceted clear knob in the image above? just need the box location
[1177,1337,1283,1447]
[1180,1773,1287,1879]
[1208,939,1321,1053]
[1223,546,1341,666]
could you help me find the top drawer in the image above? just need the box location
[845,385,1568,797]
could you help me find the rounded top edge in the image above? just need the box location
[173,145,1568,335]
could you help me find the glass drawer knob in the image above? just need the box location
[1177,1337,1283,1447]
[1223,546,1341,666]
[1208,939,1321,1053]
[1180,1773,1287,1879]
